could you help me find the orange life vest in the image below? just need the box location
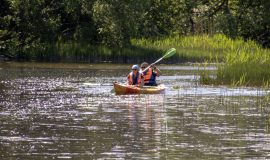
[127,72,142,85]
[142,68,157,85]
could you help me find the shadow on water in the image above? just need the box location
[0,62,270,159]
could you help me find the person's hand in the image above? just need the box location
[150,64,156,69]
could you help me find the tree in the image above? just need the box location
[236,0,270,47]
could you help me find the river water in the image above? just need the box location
[0,62,270,159]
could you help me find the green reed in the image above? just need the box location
[24,34,232,63]
[24,41,163,63]
[198,36,270,87]
[22,34,270,87]
[215,62,270,87]
[131,34,232,62]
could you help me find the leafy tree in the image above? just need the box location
[92,0,150,47]
[0,0,18,57]
[236,0,270,47]
[1,0,269,60]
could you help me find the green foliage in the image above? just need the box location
[235,0,270,47]
[21,40,164,63]
[92,0,125,47]
[216,62,270,86]
[132,34,235,62]
[1,0,269,60]
[198,35,270,86]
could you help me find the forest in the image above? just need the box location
[0,0,269,62]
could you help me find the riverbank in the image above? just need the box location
[4,34,231,63]
[3,34,270,87]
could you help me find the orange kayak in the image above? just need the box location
[113,82,165,95]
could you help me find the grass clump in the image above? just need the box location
[199,36,270,87]
[216,62,270,87]
[132,34,235,62]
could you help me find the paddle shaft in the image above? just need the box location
[141,48,176,73]
[142,57,162,73]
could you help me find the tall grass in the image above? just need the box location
[23,34,234,63]
[24,41,164,63]
[20,34,270,86]
[131,34,234,62]
[197,35,270,86]
[215,50,270,87]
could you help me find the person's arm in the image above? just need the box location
[139,73,144,87]
[127,74,131,85]
[152,66,161,77]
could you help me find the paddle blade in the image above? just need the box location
[163,48,176,59]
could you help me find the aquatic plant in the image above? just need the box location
[24,41,163,63]
[131,34,231,62]
[21,33,270,87]
[200,35,270,86]
[21,34,243,64]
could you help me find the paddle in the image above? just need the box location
[112,48,176,92]
[142,48,176,72]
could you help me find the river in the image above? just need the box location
[0,62,270,159]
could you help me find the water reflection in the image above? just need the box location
[0,63,270,159]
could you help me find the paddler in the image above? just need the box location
[127,65,144,87]
[140,62,161,86]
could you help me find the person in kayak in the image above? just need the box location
[127,65,144,87]
[140,62,161,86]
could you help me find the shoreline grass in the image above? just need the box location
[197,35,270,87]
[7,33,270,87]
[17,34,235,63]
[18,42,167,64]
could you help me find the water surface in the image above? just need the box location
[0,62,270,159]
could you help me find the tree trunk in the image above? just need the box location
[224,0,237,38]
